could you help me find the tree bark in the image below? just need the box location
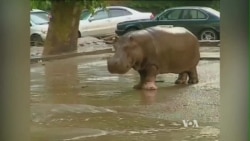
[43,1,82,55]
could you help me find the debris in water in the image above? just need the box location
[81,85,88,88]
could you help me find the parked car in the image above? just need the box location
[79,6,154,37]
[31,9,51,20]
[30,9,50,46]
[115,6,220,40]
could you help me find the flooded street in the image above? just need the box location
[30,53,220,141]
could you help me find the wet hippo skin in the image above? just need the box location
[107,26,200,90]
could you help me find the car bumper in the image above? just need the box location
[40,33,47,41]
[115,29,126,36]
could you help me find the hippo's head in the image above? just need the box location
[107,34,144,74]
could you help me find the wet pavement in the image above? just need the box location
[30,53,220,141]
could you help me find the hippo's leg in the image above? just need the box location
[142,65,158,90]
[133,65,158,90]
[175,72,188,84]
[187,67,199,84]
[133,70,146,89]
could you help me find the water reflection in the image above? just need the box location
[30,56,220,141]
[44,62,81,104]
[140,90,157,105]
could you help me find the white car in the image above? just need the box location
[30,9,49,46]
[79,6,154,37]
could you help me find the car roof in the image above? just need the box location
[30,9,46,12]
[82,6,136,11]
[166,6,212,10]
[106,6,131,9]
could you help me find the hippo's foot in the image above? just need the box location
[133,83,143,89]
[188,78,199,84]
[133,82,157,90]
[142,82,158,90]
[187,68,199,84]
[175,79,187,84]
[175,73,188,84]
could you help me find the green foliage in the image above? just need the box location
[125,0,220,14]
[83,0,108,13]
[30,0,51,11]
[30,0,107,12]
[30,0,220,13]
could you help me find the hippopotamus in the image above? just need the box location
[107,26,200,90]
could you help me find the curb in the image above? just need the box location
[30,48,113,64]
[199,40,220,47]
[31,49,220,64]
[200,57,220,61]
[30,41,220,64]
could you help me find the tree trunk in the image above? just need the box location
[43,1,82,55]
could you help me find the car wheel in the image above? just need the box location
[200,29,218,40]
[30,34,43,47]
[78,31,81,38]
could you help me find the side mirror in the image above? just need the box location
[89,17,95,22]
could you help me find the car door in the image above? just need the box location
[80,9,111,37]
[178,9,208,36]
[156,9,184,28]
[107,8,134,33]
[156,9,208,36]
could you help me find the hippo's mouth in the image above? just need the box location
[107,59,132,74]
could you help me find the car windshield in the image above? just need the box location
[204,7,220,17]
[30,14,49,25]
[80,10,91,20]
[153,10,167,20]
[33,12,50,21]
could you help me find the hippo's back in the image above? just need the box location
[152,26,191,34]
[146,26,197,41]
[144,26,200,73]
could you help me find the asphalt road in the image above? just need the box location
[30,53,220,141]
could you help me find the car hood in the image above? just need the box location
[79,19,90,24]
[118,19,153,25]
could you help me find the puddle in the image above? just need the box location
[30,55,220,141]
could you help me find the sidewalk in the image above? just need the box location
[30,37,220,63]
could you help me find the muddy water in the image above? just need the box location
[30,54,220,141]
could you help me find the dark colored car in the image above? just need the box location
[115,6,220,40]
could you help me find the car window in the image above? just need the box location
[203,7,220,17]
[197,10,206,19]
[109,9,132,17]
[181,9,207,19]
[30,14,49,25]
[92,10,108,20]
[32,12,49,21]
[166,9,182,20]
[181,10,191,19]
[81,10,91,20]
[158,9,182,20]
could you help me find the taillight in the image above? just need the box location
[150,14,154,20]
